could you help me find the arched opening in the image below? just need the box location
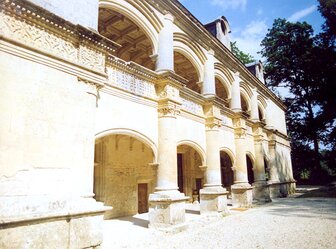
[174,51,201,94]
[215,77,230,107]
[98,8,155,70]
[258,106,265,122]
[241,94,250,117]
[177,144,204,202]
[220,151,234,193]
[246,154,254,184]
[264,157,269,181]
[93,134,156,218]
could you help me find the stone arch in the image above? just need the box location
[99,0,160,54]
[258,95,267,121]
[177,140,205,200]
[219,147,236,165]
[173,38,204,83]
[214,63,235,84]
[240,90,251,114]
[93,131,157,218]
[95,128,158,163]
[240,82,253,98]
[246,152,255,184]
[258,104,265,121]
[174,33,207,65]
[220,147,235,192]
[177,140,206,166]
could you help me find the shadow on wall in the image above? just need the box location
[275,150,291,182]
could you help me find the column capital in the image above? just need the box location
[158,100,181,118]
[204,100,222,130]
[205,117,222,130]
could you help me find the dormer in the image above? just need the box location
[205,16,231,50]
[246,60,265,84]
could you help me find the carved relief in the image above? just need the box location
[79,45,105,72]
[0,12,78,62]
[158,101,181,118]
[157,84,179,99]
[106,67,157,99]
[181,97,203,116]
[234,127,247,139]
[205,117,222,130]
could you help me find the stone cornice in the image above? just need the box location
[106,55,157,83]
[145,0,287,111]
[1,0,120,53]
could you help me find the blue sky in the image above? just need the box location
[179,0,325,60]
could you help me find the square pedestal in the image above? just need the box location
[148,191,189,233]
[231,184,253,208]
[252,182,271,202]
[200,187,229,216]
[0,196,110,249]
[268,182,281,198]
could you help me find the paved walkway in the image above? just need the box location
[101,187,336,249]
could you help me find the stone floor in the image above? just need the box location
[101,186,336,249]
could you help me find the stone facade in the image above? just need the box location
[0,0,295,248]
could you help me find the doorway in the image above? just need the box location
[138,183,148,214]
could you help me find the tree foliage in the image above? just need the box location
[260,15,336,183]
[230,41,255,64]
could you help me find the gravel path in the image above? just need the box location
[102,194,336,249]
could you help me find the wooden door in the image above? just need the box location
[138,183,148,214]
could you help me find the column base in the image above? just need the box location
[148,190,189,233]
[200,187,229,216]
[252,181,271,202]
[0,196,111,249]
[268,181,281,198]
[231,183,253,208]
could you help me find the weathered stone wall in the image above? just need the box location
[0,51,97,199]
[94,135,156,218]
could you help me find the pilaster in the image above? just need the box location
[267,132,281,198]
[149,72,188,231]
[252,124,271,202]
[200,99,228,215]
[231,114,253,208]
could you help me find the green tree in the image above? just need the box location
[318,0,336,38]
[260,18,336,183]
[230,41,255,64]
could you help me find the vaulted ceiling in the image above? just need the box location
[98,8,155,70]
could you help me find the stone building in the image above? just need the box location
[0,0,296,248]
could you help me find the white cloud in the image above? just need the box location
[231,20,268,60]
[288,5,317,22]
[211,0,247,11]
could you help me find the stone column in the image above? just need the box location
[230,72,242,112]
[200,101,228,216]
[156,13,174,72]
[252,125,271,202]
[149,74,188,232]
[202,50,216,98]
[265,100,274,129]
[250,88,259,122]
[231,116,253,207]
[267,135,281,198]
